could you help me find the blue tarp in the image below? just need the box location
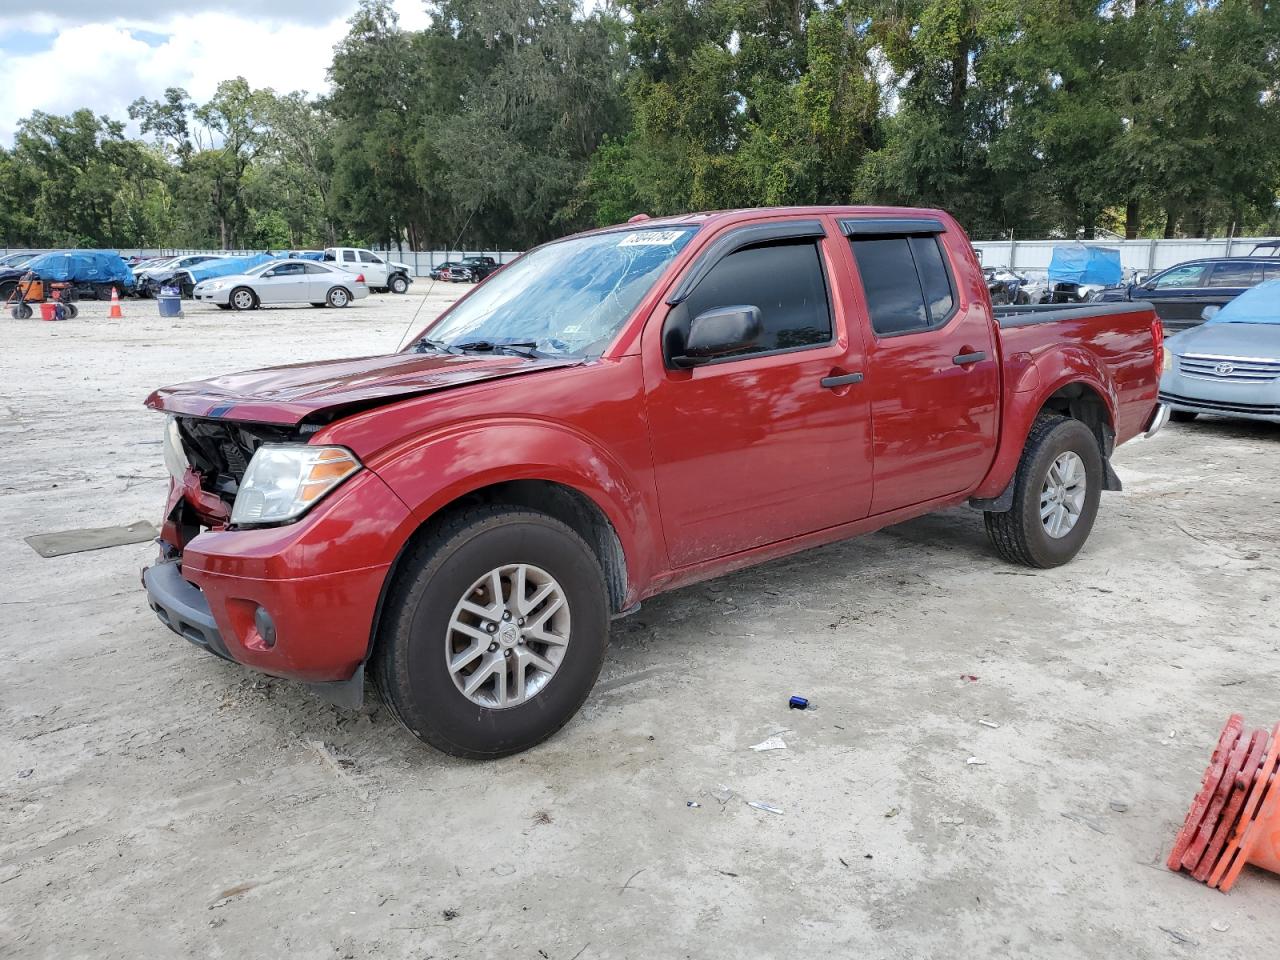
[1047,245,1123,286]
[1209,279,1280,325]
[25,250,134,288]
[281,250,325,261]
[185,253,277,284]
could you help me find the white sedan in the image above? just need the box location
[193,259,370,310]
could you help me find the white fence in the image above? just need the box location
[971,236,1279,275]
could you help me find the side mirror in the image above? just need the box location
[673,305,762,367]
[1201,305,1220,322]
[261,269,276,278]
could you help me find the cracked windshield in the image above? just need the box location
[416,227,697,358]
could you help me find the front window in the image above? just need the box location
[1150,264,1206,289]
[416,226,697,358]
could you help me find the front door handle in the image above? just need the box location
[952,351,986,366]
[821,372,864,389]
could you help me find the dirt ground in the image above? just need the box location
[2,288,1278,960]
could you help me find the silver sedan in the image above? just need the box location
[192,259,370,310]
[1159,279,1280,424]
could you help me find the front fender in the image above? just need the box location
[973,344,1118,500]
[352,417,662,605]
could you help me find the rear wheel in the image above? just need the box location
[373,506,610,759]
[984,415,1103,568]
[326,286,351,308]
[230,287,256,311]
[389,274,410,295]
[1169,410,1199,423]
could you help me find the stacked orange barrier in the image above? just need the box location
[1168,714,1280,892]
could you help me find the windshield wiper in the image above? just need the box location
[451,339,544,358]
[414,337,458,354]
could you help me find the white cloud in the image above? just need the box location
[0,1,432,144]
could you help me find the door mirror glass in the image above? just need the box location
[261,269,277,278]
[1201,305,1221,322]
[675,305,762,366]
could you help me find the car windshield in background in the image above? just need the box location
[1208,279,1280,324]
[417,226,697,358]
[245,262,278,277]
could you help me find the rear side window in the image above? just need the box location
[679,241,833,357]
[303,263,331,274]
[342,250,357,263]
[1206,262,1262,287]
[850,235,956,336]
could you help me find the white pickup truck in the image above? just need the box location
[322,248,414,294]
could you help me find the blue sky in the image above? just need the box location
[0,1,431,144]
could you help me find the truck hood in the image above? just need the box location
[145,351,581,425]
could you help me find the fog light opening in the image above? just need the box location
[253,606,277,649]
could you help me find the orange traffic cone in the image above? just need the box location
[108,286,124,319]
[1170,716,1280,892]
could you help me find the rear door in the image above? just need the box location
[304,262,336,300]
[842,219,999,515]
[642,218,874,567]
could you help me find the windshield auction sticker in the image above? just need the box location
[618,230,686,247]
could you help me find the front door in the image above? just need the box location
[1140,262,1210,330]
[643,222,873,568]
[842,226,1000,515]
[359,250,389,286]
[256,262,307,304]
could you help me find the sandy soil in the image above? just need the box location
[1,290,1278,959]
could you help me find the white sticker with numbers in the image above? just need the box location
[618,230,685,247]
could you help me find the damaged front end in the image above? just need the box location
[159,416,306,553]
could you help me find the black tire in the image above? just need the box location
[229,287,257,311]
[1169,410,1198,423]
[326,286,352,308]
[372,505,610,759]
[983,415,1104,568]
[389,274,410,295]
[64,303,79,319]
[13,303,32,320]
[309,302,327,308]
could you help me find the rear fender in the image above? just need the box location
[972,344,1118,501]
[358,418,660,605]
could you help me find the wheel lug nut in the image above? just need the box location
[517,638,524,645]
[502,611,512,621]
[486,623,497,633]
[488,642,497,652]
[504,650,511,658]
[517,618,525,626]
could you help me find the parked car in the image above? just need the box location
[0,252,34,270]
[142,206,1164,758]
[1158,279,1280,425]
[1,250,134,302]
[192,258,369,310]
[136,255,223,297]
[448,256,500,283]
[323,247,413,294]
[429,261,460,281]
[1095,256,1280,332]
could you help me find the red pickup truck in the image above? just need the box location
[143,206,1168,758]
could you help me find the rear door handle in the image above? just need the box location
[821,372,864,389]
[952,351,986,366]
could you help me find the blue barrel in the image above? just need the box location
[157,287,183,318]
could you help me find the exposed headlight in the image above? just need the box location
[163,417,189,479]
[230,444,361,526]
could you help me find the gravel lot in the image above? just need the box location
[2,290,1278,959]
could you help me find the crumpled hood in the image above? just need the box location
[145,351,581,425]
[1169,321,1280,361]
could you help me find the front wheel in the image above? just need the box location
[389,274,410,294]
[326,286,351,308]
[984,415,1103,568]
[372,506,610,758]
[230,287,256,311]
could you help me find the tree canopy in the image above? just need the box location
[1,0,1276,249]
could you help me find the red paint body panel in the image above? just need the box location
[144,205,1161,685]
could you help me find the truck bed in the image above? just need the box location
[993,301,1156,329]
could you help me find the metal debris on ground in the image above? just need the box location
[686,800,701,808]
[884,807,899,818]
[966,757,987,766]
[749,736,787,752]
[1158,926,1199,946]
[24,519,159,558]
[1109,800,1130,813]
[17,768,33,779]
[978,719,1000,728]
[747,800,783,815]
[940,817,965,825]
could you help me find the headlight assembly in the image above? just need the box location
[230,445,362,526]
[163,417,189,479]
